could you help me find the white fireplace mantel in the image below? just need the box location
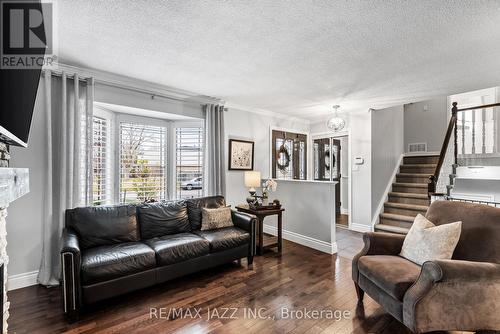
[0,167,29,334]
[0,168,29,209]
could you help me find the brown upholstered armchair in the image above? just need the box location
[352,201,500,333]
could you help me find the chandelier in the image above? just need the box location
[326,105,345,131]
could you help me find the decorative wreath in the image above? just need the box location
[324,150,331,170]
[276,144,290,172]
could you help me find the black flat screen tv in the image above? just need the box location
[0,68,42,147]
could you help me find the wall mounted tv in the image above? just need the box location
[0,68,42,147]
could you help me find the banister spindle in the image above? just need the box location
[482,107,486,154]
[471,109,476,154]
[461,111,465,155]
[493,107,497,153]
[453,103,458,165]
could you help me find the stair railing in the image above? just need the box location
[428,102,458,196]
[429,101,500,197]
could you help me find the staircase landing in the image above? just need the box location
[374,154,437,234]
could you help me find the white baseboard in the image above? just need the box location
[340,208,348,215]
[350,223,372,233]
[404,151,439,156]
[263,224,337,254]
[8,270,38,291]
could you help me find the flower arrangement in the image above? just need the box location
[262,178,278,198]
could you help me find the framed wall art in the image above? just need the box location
[228,139,254,170]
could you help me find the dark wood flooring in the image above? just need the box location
[8,229,468,334]
[336,214,349,228]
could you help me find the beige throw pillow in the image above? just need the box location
[200,207,233,231]
[400,214,462,265]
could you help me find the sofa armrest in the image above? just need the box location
[60,227,82,320]
[232,210,256,256]
[403,260,500,332]
[352,232,406,282]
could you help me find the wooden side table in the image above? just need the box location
[235,204,284,256]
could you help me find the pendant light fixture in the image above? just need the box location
[326,105,345,131]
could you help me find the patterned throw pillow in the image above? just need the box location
[400,214,462,265]
[200,207,233,231]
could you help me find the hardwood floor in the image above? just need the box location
[8,230,467,334]
[336,214,349,228]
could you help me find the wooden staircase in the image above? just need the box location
[374,154,438,235]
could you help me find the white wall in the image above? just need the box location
[371,106,404,219]
[224,108,310,207]
[404,97,447,153]
[310,111,372,232]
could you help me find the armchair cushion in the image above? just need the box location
[400,214,461,265]
[352,232,406,282]
[144,233,210,266]
[81,242,156,285]
[358,255,421,301]
[195,226,250,252]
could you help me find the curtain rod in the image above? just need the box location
[42,69,224,106]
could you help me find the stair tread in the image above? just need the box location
[397,173,432,176]
[388,192,429,199]
[385,202,429,210]
[375,224,410,234]
[393,182,428,188]
[380,212,415,222]
[401,164,437,167]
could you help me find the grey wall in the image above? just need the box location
[268,180,336,246]
[7,86,46,277]
[371,106,404,218]
[404,97,447,153]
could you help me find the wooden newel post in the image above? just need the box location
[452,102,458,165]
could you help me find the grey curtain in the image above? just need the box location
[38,70,94,286]
[203,104,226,197]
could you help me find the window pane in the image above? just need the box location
[119,122,166,203]
[176,127,203,199]
[92,116,111,205]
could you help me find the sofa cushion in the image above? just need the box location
[195,226,250,252]
[358,255,421,301]
[81,242,156,285]
[200,207,233,231]
[144,233,210,266]
[186,196,226,230]
[137,201,191,239]
[67,205,139,249]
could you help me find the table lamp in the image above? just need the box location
[244,171,261,203]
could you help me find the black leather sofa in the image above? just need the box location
[60,196,256,321]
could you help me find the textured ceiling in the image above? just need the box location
[57,0,500,120]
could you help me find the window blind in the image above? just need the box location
[92,116,112,205]
[176,127,203,199]
[119,122,166,203]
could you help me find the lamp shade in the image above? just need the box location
[244,171,261,188]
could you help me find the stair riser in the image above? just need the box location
[388,195,430,206]
[384,206,427,217]
[400,166,436,174]
[396,175,430,183]
[392,184,428,194]
[379,217,413,229]
[403,156,439,164]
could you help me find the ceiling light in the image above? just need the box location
[326,105,345,131]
